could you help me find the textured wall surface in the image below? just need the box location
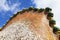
[0,11,58,40]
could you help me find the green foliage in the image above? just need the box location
[28,7,34,11]
[33,8,38,12]
[49,20,56,27]
[19,9,27,14]
[22,9,28,13]
[47,12,54,20]
[49,20,56,25]
[45,7,52,12]
[47,12,53,17]
[53,27,59,33]
[38,8,44,13]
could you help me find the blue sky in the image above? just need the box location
[0,0,60,29]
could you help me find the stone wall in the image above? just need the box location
[0,11,58,40]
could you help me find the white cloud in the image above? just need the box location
[32,0,56,8]
[10,3,20,13]
[0,0,10,11]
[32,0,60,28]
[0,0,20,12]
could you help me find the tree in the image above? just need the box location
[38,8,44,13]
[45,7,52,12]
[33,8,38,12]
[18,9,28,14]
[47,12,53,17]
[22,9,28,13]
[53,27,60,34]
[47,12,54,20]
[0,28,2,31]
[28,7,34,11]
[49,20,56,27]
[44,7,52,14]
